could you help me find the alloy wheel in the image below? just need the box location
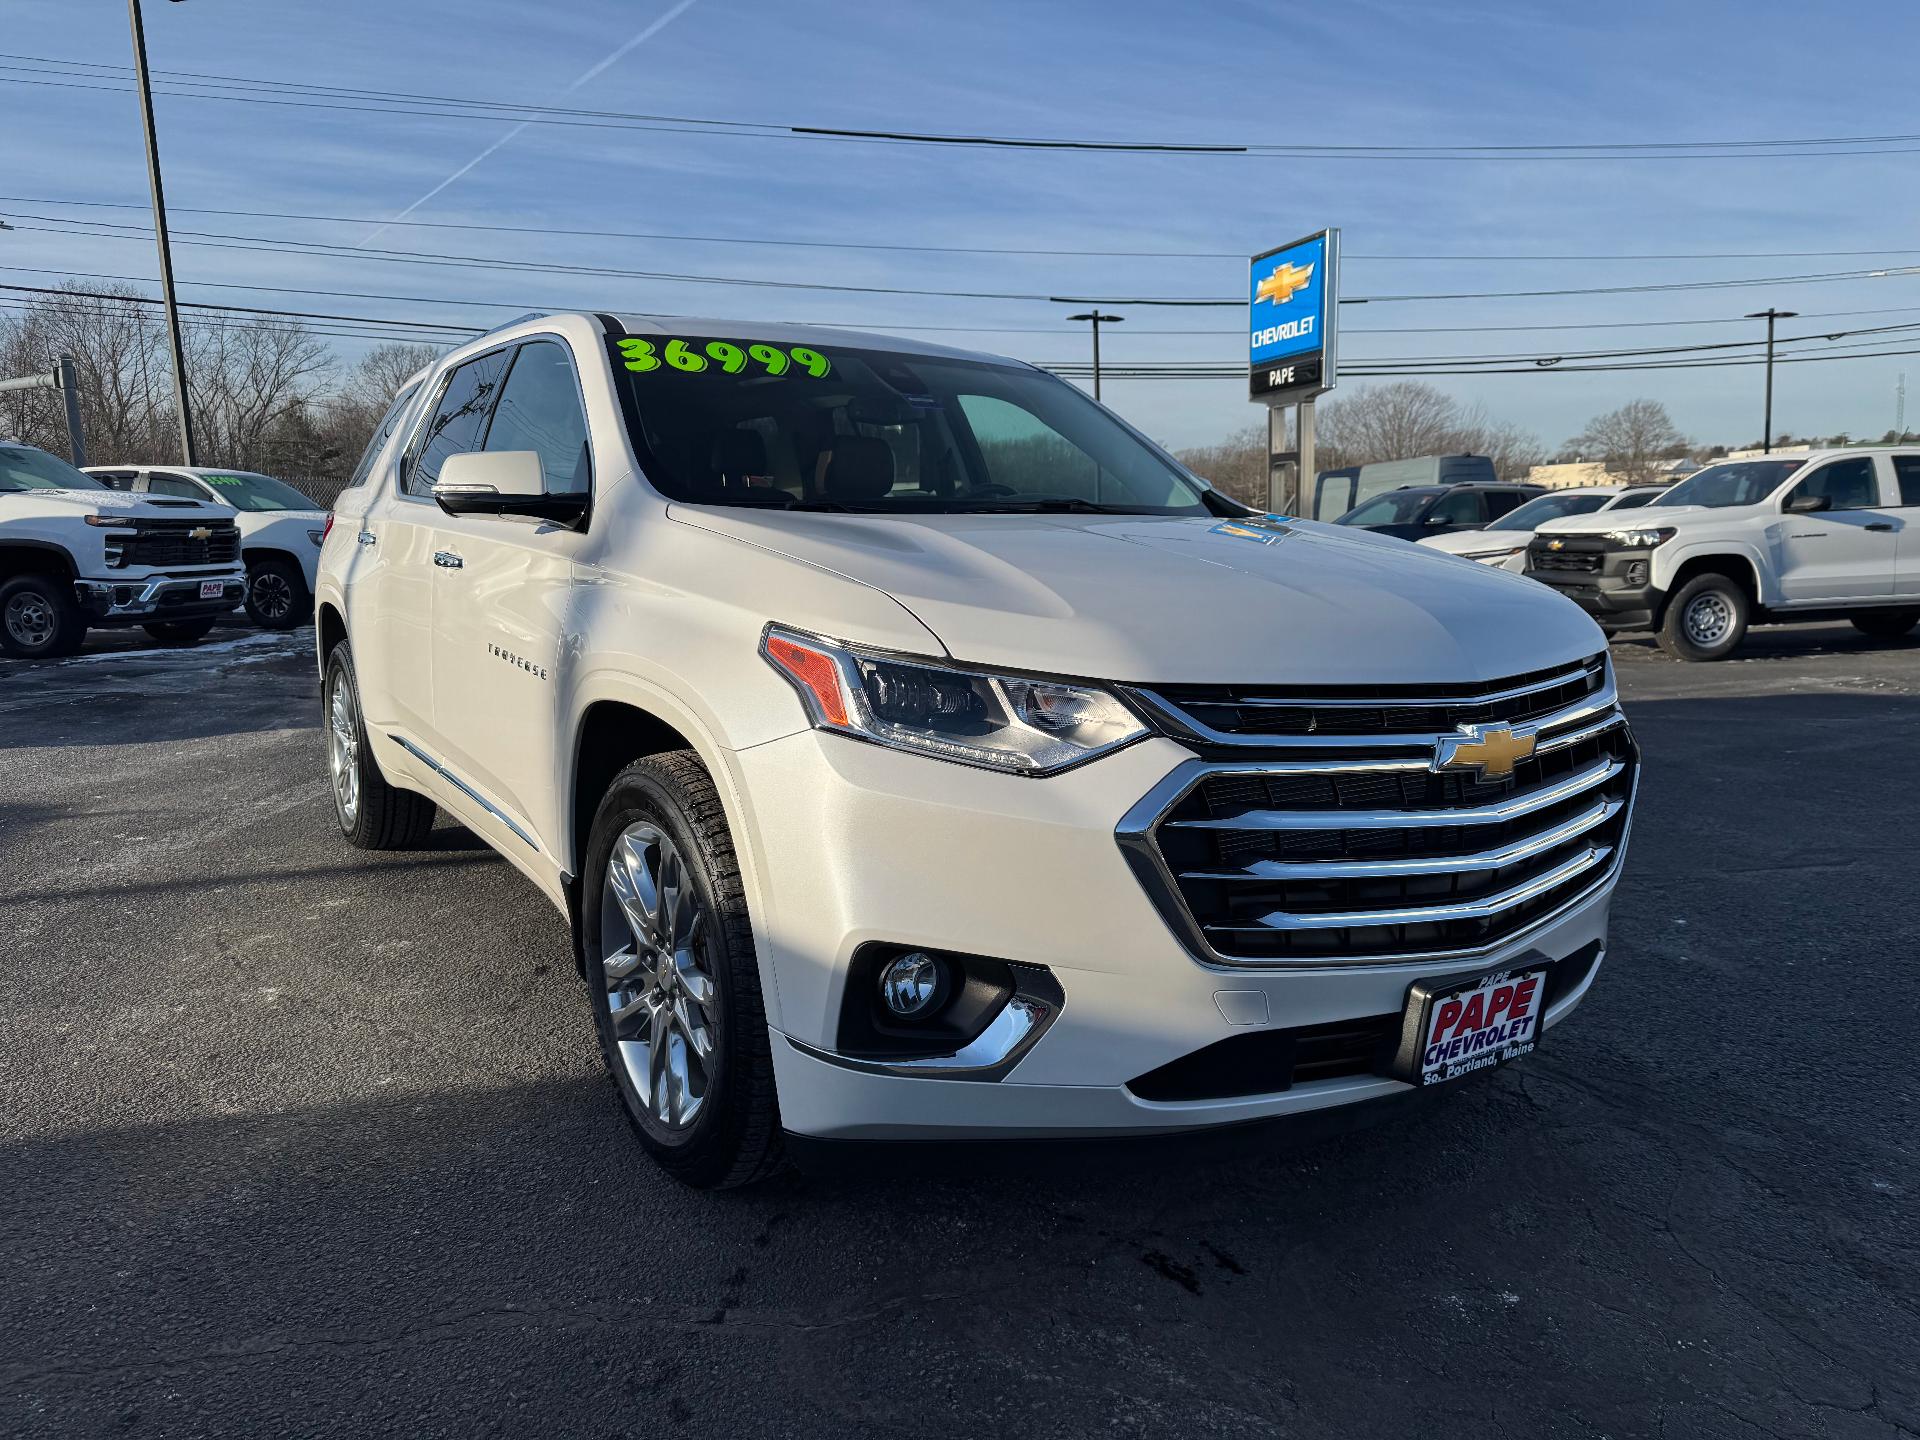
[252,571,295,621]
[599,821,718,1131]
[327,672,361,826]
[1683,592,1734,648]
[5,593,55,651]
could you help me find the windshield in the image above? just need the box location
[0,445,106,493]
[1337,490,1436,526]
[1607,488,1665,510]
[607,334,1211,514]
[198,471,319,512]
[1489,493,1610,531]
[1656,460,1800,509]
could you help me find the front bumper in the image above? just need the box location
[1527,542,1661,629]
[75,572,247,626]
[724,728,1623,1142]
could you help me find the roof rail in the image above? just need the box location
[478,311,549,338]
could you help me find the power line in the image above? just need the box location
[8,193,1920,265]
[13,212,1920,309]
[7,52,1920,160]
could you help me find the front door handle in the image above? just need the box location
[1866,522,1895,532]
[433,550,464,569]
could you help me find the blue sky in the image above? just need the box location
[4,0,1918,452]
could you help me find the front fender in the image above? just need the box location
[1653,538,1773,607]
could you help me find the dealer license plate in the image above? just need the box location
[200,581,225,599]
[1392,964,1548,1086]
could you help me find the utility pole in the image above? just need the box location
[1067,310,1123,401]
[1745,308,1796,454]
[1898,372,1907,438]
[127,0,197,465]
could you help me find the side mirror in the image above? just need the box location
[1785,491,1831,514]
[433,450,588,526]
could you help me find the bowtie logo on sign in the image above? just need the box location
[1255,262,1315,308]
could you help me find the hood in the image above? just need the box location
[3,488,237,520]
[669,507,1604,686]
[1536,504,1708,537]
[1415,528,1528,556]
[239,508,329,532]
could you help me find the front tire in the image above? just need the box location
[323,642,436,849]
[1658,573,1749,661]
[143,618,217,646]
[1849,608,1920,640]
[0,574,87,659]
[245,556,308,630]
[581,752,782,1189]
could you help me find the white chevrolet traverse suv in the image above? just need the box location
[315,313,1638,1187]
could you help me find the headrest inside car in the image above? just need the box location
[823,435,895,502]
[710,430,768,484]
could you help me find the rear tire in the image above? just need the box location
[323,641,437,849]
[1849,608,1920,640]
[245,556,308,630]
[0,574,86,659]
[581,751,783,1189]
[1657,573,1749,661]
[143,618,218,646]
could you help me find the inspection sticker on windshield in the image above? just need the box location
[1391,964,1547,1086]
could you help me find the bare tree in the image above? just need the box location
[1174,421,1267,507]
[1570,400,1686,486]
[1315,381,1463,469]
[0,284,178,461]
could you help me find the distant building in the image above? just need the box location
[1526,462,1619,489]
[1723,445,1813,461]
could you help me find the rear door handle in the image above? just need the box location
[1866,522,1895,532]
[433,550,464,569]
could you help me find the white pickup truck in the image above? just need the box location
[1526,449,1920,659]
[0,440,246,658]
[315,312,1638,1187]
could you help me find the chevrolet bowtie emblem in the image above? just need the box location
[188,526,211,540]
[1547,538,1565,551]
[1255,262,1315,307]
[1433,724,1536,781]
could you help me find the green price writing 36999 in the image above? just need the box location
[617,338,831,378]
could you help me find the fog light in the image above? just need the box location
[879,951,943,1018]
[113,586,135,606]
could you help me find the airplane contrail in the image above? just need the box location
[357,0,706,247]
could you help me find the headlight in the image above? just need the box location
[1602,527,1676,548]
[1460,547,1524,563]
[760,624,1148,775]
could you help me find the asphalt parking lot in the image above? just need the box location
[3,621,1917,1438]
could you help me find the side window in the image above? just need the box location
[1427,490,1487,525]
[346,379,422,492]
[90,470,138,490]
[483,340,592,495]
[1610,489,1659,510]
[1789,457,1878,512]
[149,474,207,499]
[1893,456,1920,506]
[1483,490,1528,520]
[406,349,513,496]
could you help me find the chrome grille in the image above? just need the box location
[1117,658,1637,967]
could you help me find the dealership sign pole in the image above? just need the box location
[1249,228,1338,516]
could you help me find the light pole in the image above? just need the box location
[1745,308,1797,454]
[1067,310,1123,401]
[128,0,197,465]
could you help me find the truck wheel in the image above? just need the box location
[143,619,218,646]
[1657,573,1749,661]
[245,557,308,630]
[0,575,87,659]
[581,751,783,1189]
[323,642,437,849]
[1849,608,1920,640]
